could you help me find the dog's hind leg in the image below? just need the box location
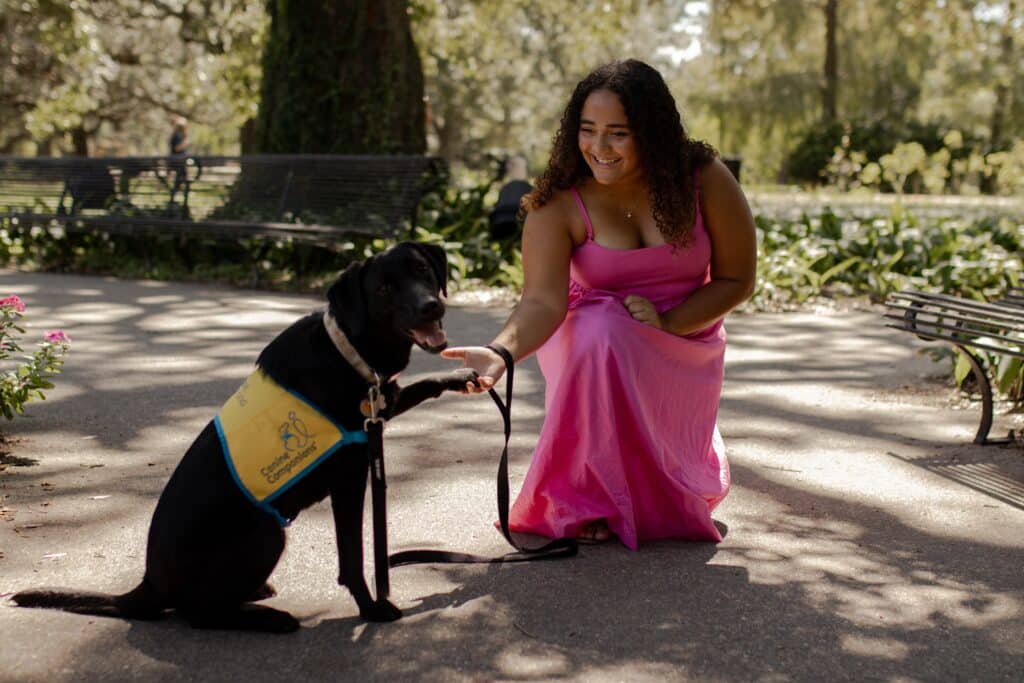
[245,582,278,602]
[173,518,288,631]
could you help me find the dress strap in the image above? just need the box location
[569,186,594,241]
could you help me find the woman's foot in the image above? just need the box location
[577,519,611,543]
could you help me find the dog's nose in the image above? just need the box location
[419,299,444,319]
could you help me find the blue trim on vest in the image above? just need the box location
[215,380,369,528]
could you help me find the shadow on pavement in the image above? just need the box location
[1,271,1021,682]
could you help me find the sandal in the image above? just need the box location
[576,519,611,544]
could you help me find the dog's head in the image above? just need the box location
[328,241,449,354]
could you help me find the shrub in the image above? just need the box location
[0,295,72,424]
[786,118,987,187]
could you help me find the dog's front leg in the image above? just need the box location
[329,466,402,622]
[386,368,478,419]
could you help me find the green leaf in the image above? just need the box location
[953,351,972,387]
[819,256,861,285]
[996,356,1023,395]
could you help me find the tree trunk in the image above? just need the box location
[71,126,89,157]
[989,0,1016,151]
[254,0,425,154]
[822,0,838,123]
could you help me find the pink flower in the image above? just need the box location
[0,295,26,313]
[44,330,71,345]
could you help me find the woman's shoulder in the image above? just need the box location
[531,185,581,212]
[697,157,739,194]
[695,157,753,237]
[525,187,586,242]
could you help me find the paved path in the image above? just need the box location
[0,270,1021,682]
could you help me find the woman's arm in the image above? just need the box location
[627,158,757,336]
[442,198,575,392]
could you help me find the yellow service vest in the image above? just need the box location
[214,369,367,526]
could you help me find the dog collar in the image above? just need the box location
[322,310,380,387]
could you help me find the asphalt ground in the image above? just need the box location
[0,270,1021,682]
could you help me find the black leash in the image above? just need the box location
[368,344,577,600]
[366,418,390,600]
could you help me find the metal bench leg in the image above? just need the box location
[954,344,1011,445]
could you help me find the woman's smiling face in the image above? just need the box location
[578,88,642,185]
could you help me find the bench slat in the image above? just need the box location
[888,291,1024,326]
[882,320,1024,359]
[882,303,1024,337]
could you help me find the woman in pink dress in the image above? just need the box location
[443,60,757,549]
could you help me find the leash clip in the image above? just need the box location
[362,374,386,430]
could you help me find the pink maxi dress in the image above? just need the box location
[507,180,730,549]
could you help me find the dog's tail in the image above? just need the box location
[12,580,165,620]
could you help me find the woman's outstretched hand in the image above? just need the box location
[440,346,506,394]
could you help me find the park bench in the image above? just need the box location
[883,288,1024,445]
[0,154,445,245]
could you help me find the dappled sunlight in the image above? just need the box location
[135,294,186,305]
[150,308,302,331]
[59,301,147,323]
[724,503,1020,632]
[494,645,572,679]
[840,633,910,661]
[2,271,1021,681]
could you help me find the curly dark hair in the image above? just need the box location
[526,59,717,246]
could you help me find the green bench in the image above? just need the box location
[884,287,1024,444]
[0,154,445,245]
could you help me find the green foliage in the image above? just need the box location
[0,295,71,426]
[752,205,1022,308]
[0,221,374,291]
[0,0,265,156]
[809,127,1023,196]
[751,202,1023,404]
[413,175,522,288]
[951,348,1023,405]
[692,1,1024,183]
[413,0,686,167]
[786,119,985,186]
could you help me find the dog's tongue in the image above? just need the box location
[411,321,447,349]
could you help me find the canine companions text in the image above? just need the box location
[13,241,476,632]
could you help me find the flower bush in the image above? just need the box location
[0,295,71,423]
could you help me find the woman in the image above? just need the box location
[443,59,757,548]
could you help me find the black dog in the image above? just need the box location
[13,241,476,632]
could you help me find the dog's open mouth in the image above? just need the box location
[409,320,447,353]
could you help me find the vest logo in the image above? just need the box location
[217,370,353,504]
[279,411,312,451]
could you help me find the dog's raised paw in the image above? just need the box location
[361,599,403,622]
[445,368,479,390]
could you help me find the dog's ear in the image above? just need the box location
[411,243,448,297]
[327,260,367,337]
